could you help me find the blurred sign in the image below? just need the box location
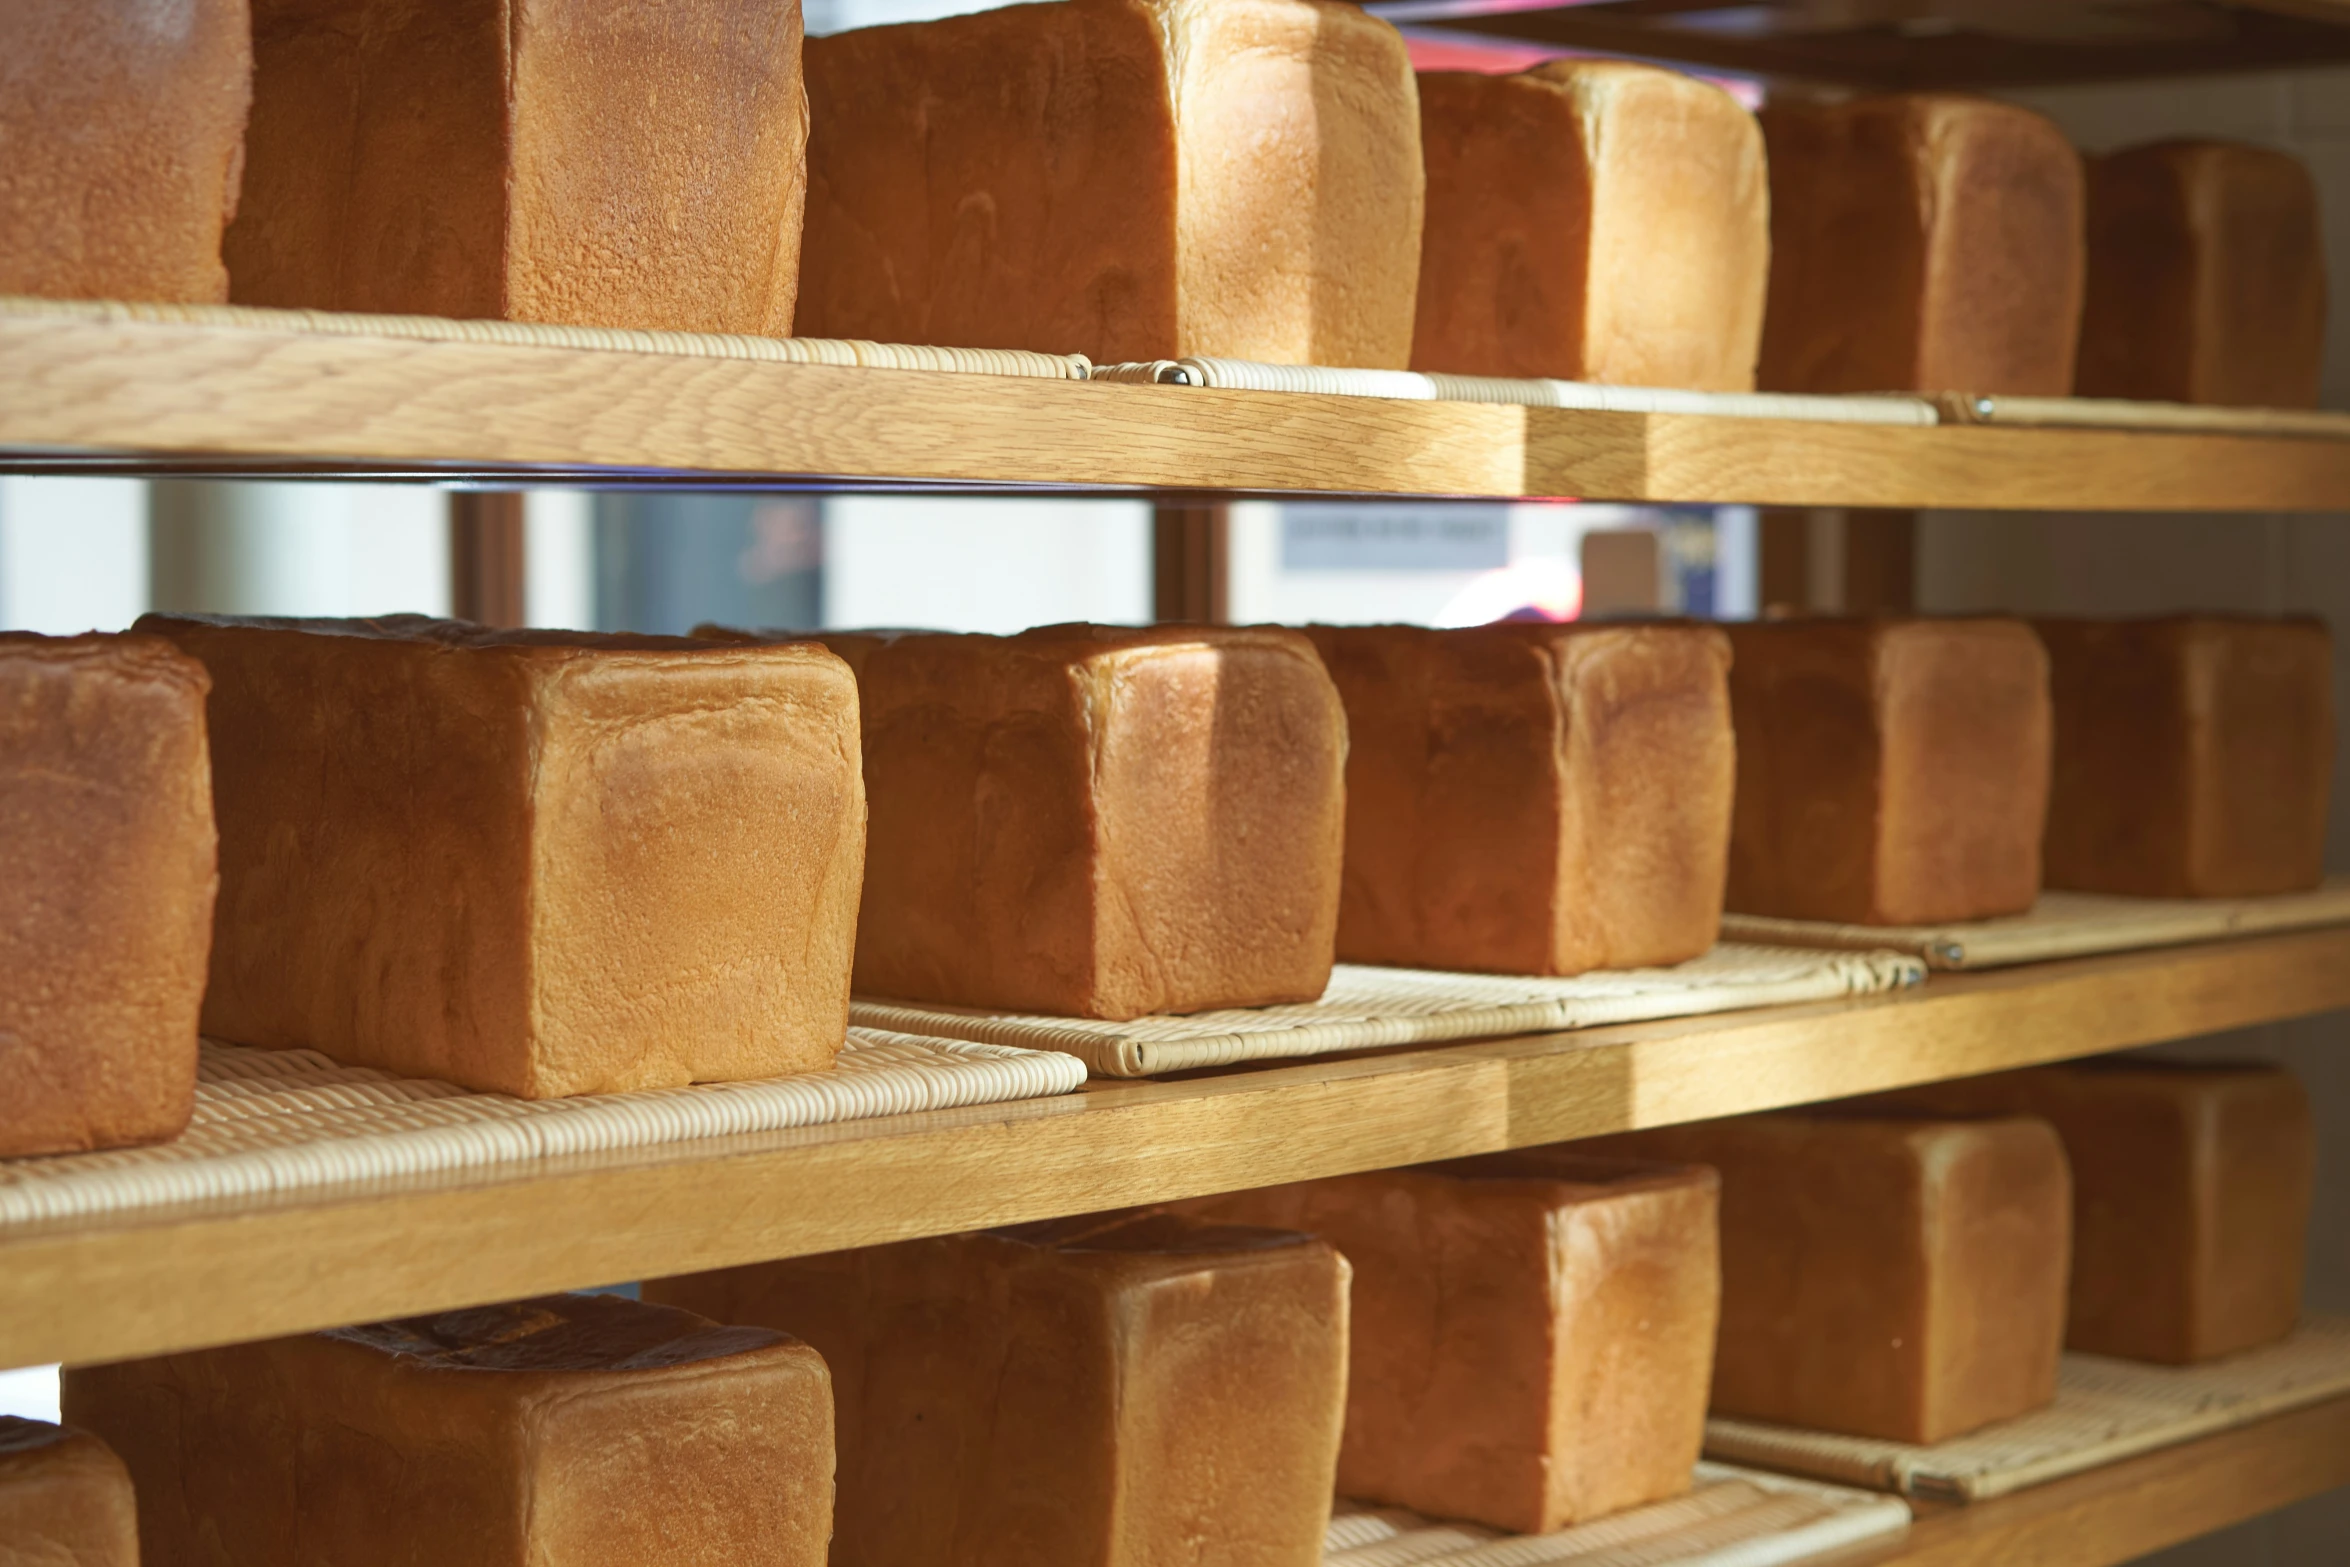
[1281,507,1509,572]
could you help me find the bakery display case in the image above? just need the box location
[3,2,2347,1565]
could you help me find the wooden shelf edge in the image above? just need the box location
[2,928,2344,1372]
[4,314,2349,508]
[1820,1394,2350,1567]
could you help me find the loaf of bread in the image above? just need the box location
[0,1419,138,1567]
[1,1,250,303]
[1759,95,2085,395]
[1412,61,1768,389]
[649,1213,1349,1567]
[2077,141,2327,408]
[1308,622,1732,975]
[2038,616,2332,898]
[226,0,809,331]
[1603,1111,2071,1443]
[1726,619,2051,925]
[796,0,1423,366]
[771,624,1344,1020]
[138,614,864,1097]
[65,1292,834,1567]
[2,633,216,1158]
[1876,1061,2312,1364]
[1183,1154,1718,1534]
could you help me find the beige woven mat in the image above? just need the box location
[1705,1314,2350,1503]
[0,1032,1086,1229]
[1719,876,2350,971]
[1324,1463,1909,1566]
[851,945,1924,1078]
[0,295,1093,380]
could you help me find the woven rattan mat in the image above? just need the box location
[1719,877,2350,971]
[0,1032,1085,1228]
[0,295,1093,379]
[1704,1315,2350,1503]
[1324,1463,1909,1566]
[851,944,1924,1078]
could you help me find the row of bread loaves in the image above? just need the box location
[23,1053,2304,1562]
[2,611,2332,1163]
[1,617,868,1159]
[31,1214,1347,1567]
[6,6,2324,400]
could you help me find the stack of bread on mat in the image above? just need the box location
[2,0,2331,405]
[4,604,2334,1561]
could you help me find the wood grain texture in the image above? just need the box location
[3,314,2349,509]
[1821,1395,2350,1567]
[2,929,2343,1373]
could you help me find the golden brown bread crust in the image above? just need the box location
[1759,95,2084,395]
[2038,616,2331,898]
[227,0,808,330]
[0,1418,139,1567]
[1602,1112,2071,1444]
[1310,622,1732,975]
[802,623,1344,1020]
[797,0,1421,366]
[650,1214,1349,1567]
[1411,61,1768,389]
[138,613,865,1098]
[0,0,251,303]
[1182,1155,1718,1534]
[1875,1061,2312,1364]
[65,1293,834,1567]
[2076,141,2327,408]
[0,633,216,1157]
[1726,619,2051,925]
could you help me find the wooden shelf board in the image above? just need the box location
[3,928,2344,1374]
[4,314,2349,508]
[1821,1394,2350,1567]
[1421,0,2350,90]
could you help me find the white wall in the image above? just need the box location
[820,497,1151,632]
[148,482,449,618]
[0,478,148,633]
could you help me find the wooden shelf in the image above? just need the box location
[1825,1395,2350,1567]
[1409,0,2350,92]
[4,927,2345,1374]
[5,313,2349,508]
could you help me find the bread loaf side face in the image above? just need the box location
[1604,1112,2069,1444]
[1414,60,1764,386]
[1314,623,1730,974]
[1727,619,2048,926]
[1187,1156,1718,1535]
[2077,141,2326,408]
[844,625,1342,1019]
[799,0,1418,365]
[1760,95,2083,396]
[0,633,215,1158]
[2039,616,2331,898]
[0,0,251,303]
[649,1216,1349,1567]
[138,615,862,1097]
[64,1294,835,1567]
[799,1,1182,360]
[232,0,810,330]
[0,1418,140,1567]
[1157,0,1423,367]
[1879,1060,2313,1363]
